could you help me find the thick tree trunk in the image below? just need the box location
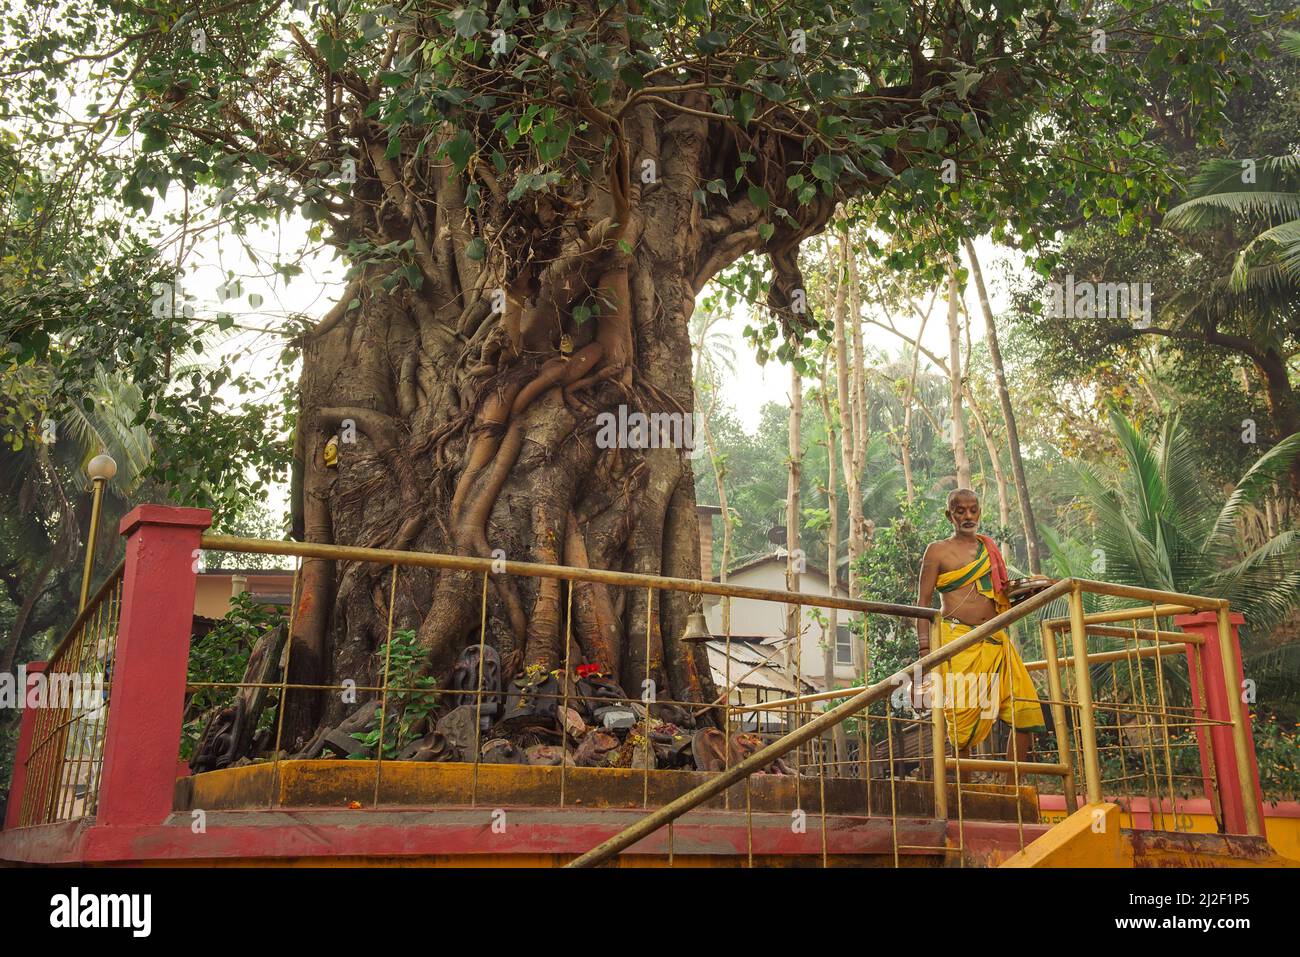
[281,107,742,750]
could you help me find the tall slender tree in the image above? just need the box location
[945,269,971,488]
[962,237,1043,572]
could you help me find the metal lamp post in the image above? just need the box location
[79,453,118,612]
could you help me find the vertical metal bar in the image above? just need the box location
[948,673,966,867]
[1068,586,1102,804]
[643,585,652,807]
[1216,606,1264,836]
[1150,606,1178,831]
[268,559,302,809]
[794,610,803,788]
[818,726,829,867]
[1110,657,1130,813]
[931,681,948,819]
[1121,633,1145,822]
[885,710,898,868]
[560,579,573,808]
[724,594,732,810]
[1009,673,1024,851]
[1130,619,1162,829]
[372,564,399,806]
[1038,620,1077,813]
[78,477,107,612]
[471,571,489,808]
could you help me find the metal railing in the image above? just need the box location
[566,580,1257,866]
[12,527,1257,871]
[180,537,1255,866]
[16,562,123,827]
[183,533,938,824]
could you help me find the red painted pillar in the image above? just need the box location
[94,505,211,828]
[3,662,47,830]
[1176,611,1263,835]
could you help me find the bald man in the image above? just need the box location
[916,489,1045,781]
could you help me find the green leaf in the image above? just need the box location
[465,237,486,260]
[542,7,572,30]
[453,7,489,37]
[696,31,728,55]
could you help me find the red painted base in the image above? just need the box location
[0,807,1049,866]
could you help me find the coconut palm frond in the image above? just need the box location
[1107,406,1169,534]
[1231,219,1300,291]
[1205,433,1300,551]
[1244,639,1300,705]
[1065,410,1299,646]
[1179,157,1256,199]
[1165,190,1300,230]
[1200,544,1300,633]
[1040,524,1098,579]
[1159,416,1214,544]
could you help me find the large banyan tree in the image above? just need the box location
[3,0,1235,749]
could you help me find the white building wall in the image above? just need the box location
[702,559,861,687]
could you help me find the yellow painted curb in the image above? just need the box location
[1000,802,1128,867]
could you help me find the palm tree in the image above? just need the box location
[1164,153,1300,293]
[1054,407,1300,708]
[1164,31,1300,292]
[0,368,156,670]
[1066,407,1300,628]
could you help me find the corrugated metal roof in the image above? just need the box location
[704,642,813,695]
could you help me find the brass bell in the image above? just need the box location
[681,610,711,643]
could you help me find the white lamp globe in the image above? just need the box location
[86,453,118,482]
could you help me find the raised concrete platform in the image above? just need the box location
[172,760,1042,821]
[2,761,1048,866]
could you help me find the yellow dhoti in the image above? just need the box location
[933,619,1046,751]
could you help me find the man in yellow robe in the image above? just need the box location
[916,489,1045,780]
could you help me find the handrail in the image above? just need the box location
[45,561,124,663]
[1048,579,1225,611]
[741,639,1194,711]
[200,532,937,621]
[564,578,1075,867]
[191,535,1261,849]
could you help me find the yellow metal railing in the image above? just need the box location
[17,562,123,827]
[185,533,939,825]
[71,529,1249,867]
[566,580,1256,867]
